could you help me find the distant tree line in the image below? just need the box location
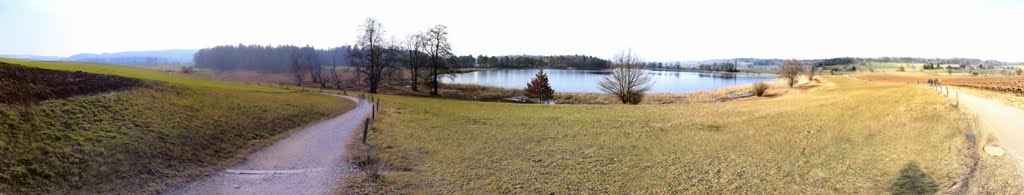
[750,59,783,66]
[644,62,683,70]
[194,44,351,73]
[816,58,857,66]
[808,57,1007,67]
[695,62,738,72]
[474,55,610,69]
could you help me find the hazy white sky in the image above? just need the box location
[1,0,1022,61]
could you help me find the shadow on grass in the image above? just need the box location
[888,161,939,195]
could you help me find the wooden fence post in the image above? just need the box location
[362,118,369,144]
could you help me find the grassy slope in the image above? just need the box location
[0,58,285,92]
[0,59,354,193]
[349,76,978,193]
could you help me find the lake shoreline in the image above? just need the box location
[450,67,778,76]
[446,68,777,93]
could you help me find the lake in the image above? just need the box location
[447,69,777,93]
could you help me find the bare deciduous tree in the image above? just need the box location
[330,47,345,89]
[806,64,816,81]
[423,25,454,96]
[290,47,317,86]
[307,47,325,88]
[403,33,428,92]
[349,18,398,94]
[779,59,803,88]
[599,50,653,104]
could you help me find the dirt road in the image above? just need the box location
[165,94,371,194]
[940,87,1024,155]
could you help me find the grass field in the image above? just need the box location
[0,59,354,193]
[344,76,1017,193]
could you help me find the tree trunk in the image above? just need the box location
[430,66,439,96]
[411,67,419,91]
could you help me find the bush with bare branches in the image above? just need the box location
[779,59,803,88]
[598,50,653,104]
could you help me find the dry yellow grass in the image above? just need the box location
[0,59,354,193]
[342,76,1013,193]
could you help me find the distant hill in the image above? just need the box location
[65,49,197,66]
[0,55,64,61]
[2,49,197,66]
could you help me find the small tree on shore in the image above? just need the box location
[779,59,803,88]
[599,50,653,104]
[806,64,816,81]
[423,25,454,96]
[524,70,555,102]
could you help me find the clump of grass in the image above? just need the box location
[349,142,381,179]
[751,82,770,97]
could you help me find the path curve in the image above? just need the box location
[164,94,371,194]
[941,87,1024,154]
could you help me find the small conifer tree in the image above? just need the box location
[524,70,555,102]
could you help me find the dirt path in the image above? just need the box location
[940,87,1024,155]
[164,94,371,194]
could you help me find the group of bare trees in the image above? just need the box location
[287,46,347,89]
[778,59,820,88]
[348,18,454,95]
[289,46,318,86]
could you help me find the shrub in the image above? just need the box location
[524,70,555,102]
[751,82,769,97]
[181,66,196,74]
[806,65,816,80]
[779,59,803,88]
[599,50,652,105]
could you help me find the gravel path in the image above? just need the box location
[941,87,1024,154]
[164,94,371,195]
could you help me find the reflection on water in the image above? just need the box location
[447,69,776,93]
[697,73,737,79]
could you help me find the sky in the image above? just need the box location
[1,0,1022,62]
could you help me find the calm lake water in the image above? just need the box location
[447,69,777,93]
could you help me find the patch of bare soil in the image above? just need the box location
[0,62,143,104]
